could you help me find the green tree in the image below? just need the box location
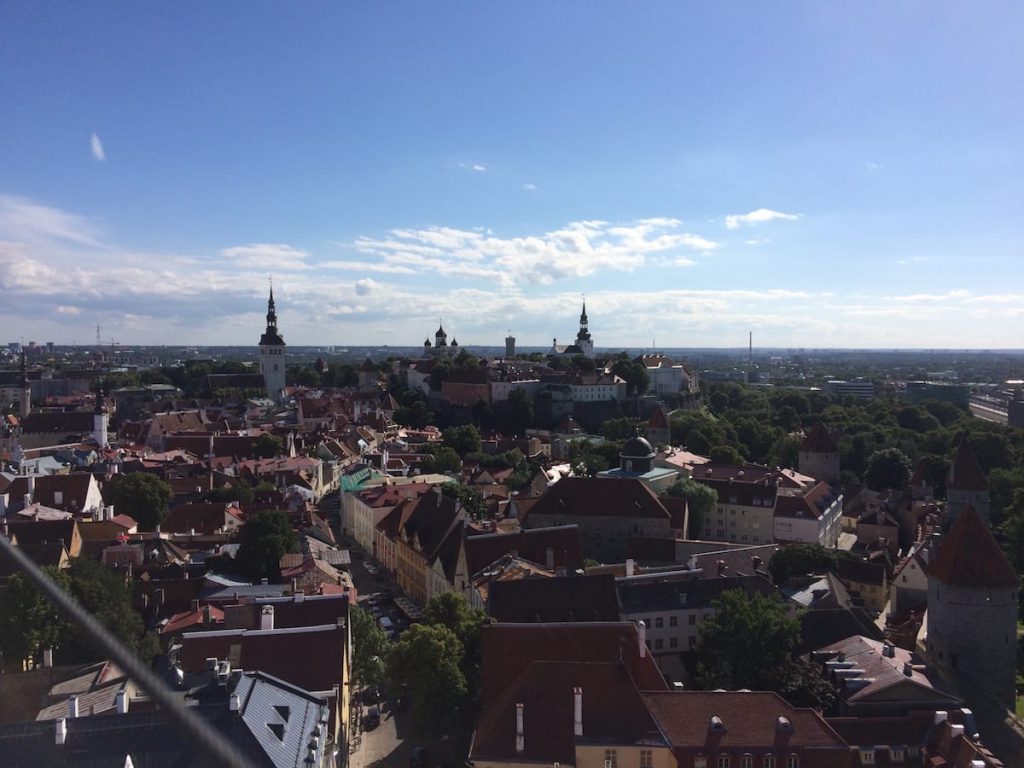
[102,472,173,531]
[696,589,800,691]
[442,483,486,519]
[0,567,70,667]
[864,448,912,491]
[499,387,534,436]
[350,604,389,687]
[234,509,297,583]
[602,417,645,441]
[666,478,717,538]
[254,432,284,459]
[443,425,482,457]
[424,592,487,696]
[769,543,839,584]
[386,623,467,735]
[421,446,462,475]
[395,400,434,429]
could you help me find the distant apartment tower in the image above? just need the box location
[945,438,989,525]
[258,286,286,399]
[825,379,875,400]
[505,332,515,359]
[798,422,839,484]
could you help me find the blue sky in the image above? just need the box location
[1,2,1021,348]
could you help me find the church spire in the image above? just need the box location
[266,280,278,331]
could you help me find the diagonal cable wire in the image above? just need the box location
[0,532,252,768]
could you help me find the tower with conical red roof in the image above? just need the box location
[798,422,839,484]
[925,505,1018,708]
[258,284,286,399]
[945,438,989,526]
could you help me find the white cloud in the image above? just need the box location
[725,208,800,229]
[522,183,537,191]
[354,278,379,296]
[320,260,417,275]
[0,195,105,248]
[865,161,884,171]
[221,243,312,271]
[352,218,719,287]
[90,132,106,162]
[56,305,81,315]
[457,162,487,172]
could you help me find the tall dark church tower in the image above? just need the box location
[258,285,286,398]
[575,299,594,358]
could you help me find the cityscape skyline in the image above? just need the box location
[1,3,1021,348]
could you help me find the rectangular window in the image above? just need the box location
[741,758,753,768]
[762,758,775,768]
[605,750,617,768]
[670,637,678,649]
[785,758,798,768]
[654,638,663,650]
[689,614,696,626]
[655,617,664,629]
[670,616,678,627]
[689,635,697,647]
[859,751,874,765]
[640,751,652,768]
[718,757,730,768]
[694,759,707,768]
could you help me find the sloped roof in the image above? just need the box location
[465,525,584,575]
[927,505,1018,589]
[800,422,837,453]
[488,573,620,622]
[527,477,671,521]
[643,690,847,751]
[947,438,988,492]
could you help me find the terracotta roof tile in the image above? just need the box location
[946,439,988,492]
[801,422,837,453]
[927,505,1018,589]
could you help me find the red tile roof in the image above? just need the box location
[464,525,584,575]
[800,422,837,453]
[927,505,1018,589]
[946,439,988,492]
[527,477,672,521]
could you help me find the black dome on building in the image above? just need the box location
[621,436,656,459]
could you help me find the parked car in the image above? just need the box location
[378,616,394,633]
[365,705,381,729]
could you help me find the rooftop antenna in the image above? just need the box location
[96,323,101,347]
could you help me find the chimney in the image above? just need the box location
[260,605,275,630]
[883,643,894,657]
[55,718,67,746]
[573,687,583,736]
[546,546,556,571]
[950,724,965,739]
[116,690,129,714]
[716,559,727,576]
[68,695,79,719]
[190,599,200,613]
[515,703,525,754]
[42,648,53,668]
[751,555,762,569]
[229,693,240,712]
[933,710,948,725]
[203,604,212,625]
[625,558,635,577]
[637,620,647,658]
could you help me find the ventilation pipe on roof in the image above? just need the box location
[934,711,948,725]
[68,695,79,719]
[637,620,647,658]
[625,558,635,577]
[515,703,525,754]
[42,648,53,668]
[547,547,556,571]
[950,724,965,739]
[55,717,67,746]
[116,690,129,715]
[229,693,240,712]
[573,687,583,737]
[882,643,895,658]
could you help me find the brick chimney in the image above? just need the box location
[260,605,275,630]
[55,718,67,746]
[515,702,524,754]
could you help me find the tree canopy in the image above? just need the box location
[386,623,467,735]
[233,509,297,583]
[349,604,389,687]
[102,472,173,531]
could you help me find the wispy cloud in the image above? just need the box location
[522,183,537,191]
[865,161,884,171]
[352,218,720,287]
[457,162,487,172]
[221,243,312,271]
[56,305,81,315]
[90,132,106,162]
[725,208,800,229]
[896,255,929,265]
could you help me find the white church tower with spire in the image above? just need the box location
[258,284,287,399]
